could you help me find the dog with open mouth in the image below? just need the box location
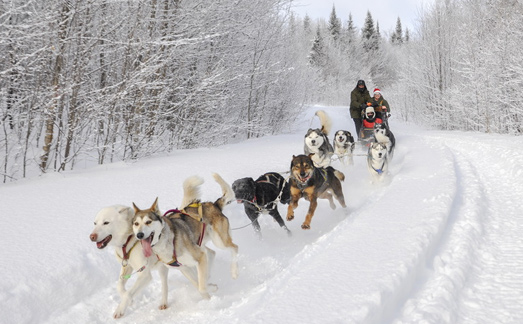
[333,130,355,165]
[90,205,169,318]
[132,173,238,301]
[286,154,347,229]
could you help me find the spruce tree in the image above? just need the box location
[309,25,326,68]
[346,13,357,46]
[328,5,341,42]
[361,11,378,52]
[304,14,312,34]
[392,17,403,45]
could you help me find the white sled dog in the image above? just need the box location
[132,173,238,301]
[90,205,169,318]
[304,110,334,168]
[332,130,355,165]
[367,142,389,183]
[374,123,395,160]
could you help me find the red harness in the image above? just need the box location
[162,209,206,267]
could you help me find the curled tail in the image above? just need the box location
[181,175,204,208]
[315,110,332,136]
[212,173,235,210]
[334,170,345,182]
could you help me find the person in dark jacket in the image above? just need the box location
[370,88,390,120]
[350,80,372,139]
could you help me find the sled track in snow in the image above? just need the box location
[392,135,523,323]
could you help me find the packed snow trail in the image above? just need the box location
[393,132,523,324]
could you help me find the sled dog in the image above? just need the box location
[374,123,395,159]
[332,130,355,165]
[287,154,347,229]
[232,172,291,237]
[304,110,334,168]
[367,142,389,183]
[132,174,238,300]
[90,205,168,318]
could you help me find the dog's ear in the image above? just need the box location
[308,153,315,158]
[132,202,141,213]
[151,197,160,213]
[117,206,134,218]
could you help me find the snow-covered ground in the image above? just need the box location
[2,106,522,324]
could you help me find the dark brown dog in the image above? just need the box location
[286,154,347,229]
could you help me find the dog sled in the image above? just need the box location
[358,106,382,148]
[358,126,376,147]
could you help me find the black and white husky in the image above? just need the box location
[367,142,389,183]
[374,123,395,159]
[332,130,355,165]
[304,110,334,168]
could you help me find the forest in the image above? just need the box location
[1,0,522,183]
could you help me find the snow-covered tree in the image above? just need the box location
[309,25,327,68]
[328,5,342,42]
[391,17,404,45]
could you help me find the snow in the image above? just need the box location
[2,106,523,324]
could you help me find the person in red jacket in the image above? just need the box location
[362,105,382,129]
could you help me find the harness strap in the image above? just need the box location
[161,206,206,267]
[197,223,206,246]
[181,202,203,222]
[242,174,288,211]
[166,235,182,267]
[369,157,386,174]
[121,235,138,261]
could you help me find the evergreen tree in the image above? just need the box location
[405,27,410,42]
[304,14,312,34]
[345,13,357,46]
[361,11,378,52]
[346,13,356,38]
[328,5,341,42]
[309,25,326,68]
[391,17,404,45]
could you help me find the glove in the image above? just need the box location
[387,113,391,118]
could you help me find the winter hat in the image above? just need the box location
[357,80,366,86]
[365,106,376,118]
[373,88,382,95]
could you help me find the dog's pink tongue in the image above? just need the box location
[141,237,153,258]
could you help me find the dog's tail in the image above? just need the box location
[334,169,345,182]
[212,173,235,210]
[315,110,332,136]
[181,175,204,208]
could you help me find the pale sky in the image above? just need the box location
[291,0,434,35]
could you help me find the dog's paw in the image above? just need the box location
[286,214,294,221]
[301,223,311,230]
[208,283,219,292]
[158,304,168,310]
[113,296,131,318]
[113,309,125,319]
